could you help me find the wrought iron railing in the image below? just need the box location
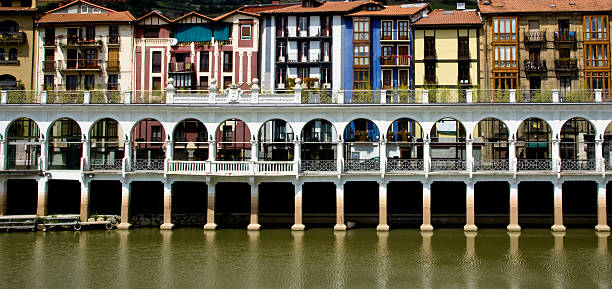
[7,90,39,104]
[386,159,424,171]
[300,160,337,172]
[89,159,123,170]
[302,89,333,104]
[132,159,165,171]
[560,159,596,171]
[517,159,552,171]
[473,159,509,171]
[343,159,380,172]
[430,159,466,171]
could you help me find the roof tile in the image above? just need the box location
[413,9,482,26]
[261,0,379,14]
[478,0,612,13]
[38,11,134,23]
[348,4,429,17]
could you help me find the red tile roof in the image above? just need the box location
[213,8,261,21]
[413,9,482,26]
[261,0,380,14]
[478,0,612,13]
[348,4,429,17]
[38,11,134,23]
[0,6,37,13]
[45,0,114,14]
[240,3,299,14]
[173,11,213,23]
[136,10,172,23]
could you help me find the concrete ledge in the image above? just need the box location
[376,224,390,231]
[291,223,305,231]
[507,224,521,232]
[420,224,434,231]
[160,223,174,230]
[117,223,132,230]
[247,223,261,231]
[463,224,478,232]
[551,224,566,232]
[595,224,611,232]
[203,223,217,230]
[333,224,347,231]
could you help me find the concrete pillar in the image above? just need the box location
[421,181,433,231]
[464,181,477,231]
[337,140,344,173]
[203,179,217,230]
[291,181,305,231]
[79,180,89,222]
[208,140,216,162]
[36,178,48,216]
[552,138,560,172]
[160,181,174,230]
[377,180,389,231]
[379,140,387,174]
[82,138,90,171]
[0,178,6,215]
[117,180,131,229]
[0,138,7,171]
[551,181,566,232]
[423,139,431,172]
[595,139,604,171]
[507,181,521,231]
[334,180,347,231]
[40,139,48,171]
[247,179,261,230]
[552,231,565,250]
[508,139,516,172]
[597,231,609,254]
[465,231,477,258]
[596,181,610,232]
[466,138,473,171]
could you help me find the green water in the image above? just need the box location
[0,228,610,288]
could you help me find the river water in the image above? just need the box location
[0,228,610,288]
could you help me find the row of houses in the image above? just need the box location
[1,0,611,92]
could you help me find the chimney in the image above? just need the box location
[457,2,466,10]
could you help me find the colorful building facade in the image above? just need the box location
[0,0,36,90]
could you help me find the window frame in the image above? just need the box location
[381,20,393,40]
[398,20,409,40]
[492,17,517,42]
[240,24,252,40]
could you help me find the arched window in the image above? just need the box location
[0,74,16,89]
[8,48,17,61]
[0,21,18,33]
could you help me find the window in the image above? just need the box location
[458,37,469,59]
[321,67,331,85]
[493,72,518,89]
[399,70,409,87]
[353,69,369,89]
[84,75,95,90]
[585,44,609,68]
[425,62,436,84]
[144,27,160,38]
[44,27,55,45]
[560,77,571,90]
[353,44,369,66]
[223,51,232,71]
[44,49,54,69]
[321,41,331,61]
[108,48,119,69]
[152,77,161,90]
[458,62,470,85]
[276,67,286,85]
[44,75,54,90]
[586,71,609,90]
[222,125,233,142]
[151,126,162,142]
[199,76,208,89]
[276,41,286,60]
[382,46,394,65]
[298,16,308,36]
[298,41,309,62]
[424,37,435,58]
[84,48,96,68]
[85,26,95,41]
[20,0,30,7]
[276,16,287,37]
[321,16,331,36]
[66,75,78,90]
[382,69,392,88]
[528,20,540,30]
[398,21,409,40]
[493,45,517,68]
[152,51,161,73]
[382,21,393,40]
[199,51,209,72]
[223,76,232,89]
[240,24,251,40]
[108,26,119,44]
[298,67,309,79]
[67,28,79,44]
[492,17,517,41]
[353,18,369,41]
[584,16,608,40]
[108,74,118,90]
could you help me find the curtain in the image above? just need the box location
[213,25,230,41]
[174,24,212,43]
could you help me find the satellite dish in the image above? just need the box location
[170,38,178,46]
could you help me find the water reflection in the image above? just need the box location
[290,232,305,289]
[504,231,523,289]
[375,232,390,289]
[548,231,568,289]
[331,232,346,289]
[418,231,435,289]
[462,232,479,289]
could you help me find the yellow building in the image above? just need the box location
[0,0,36,90]
[413,9,482,88]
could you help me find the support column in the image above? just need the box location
[291,181,305,231]
[247,178,261,230]
[377,180,389,231]
[208,140,216,162]
[596,139,604,171]
[79,180,89,222]
[464,181,477,231]
[596,181,610,232]
[552,137,560,172]
[423,138,431,173]
[203,179,217,230]
[82,138,90,171]
[334,180,347,231]
[40,139,48,171]
[0,137,7,171]
[36,178,48,216]
[160,181,174,230]
[507,181,521,231]
[117,180,132,229]
[420,181,433,231]
[337,140,344,173]
[0,178,6,215]
[551,181,566,232]
[509,138,516,173]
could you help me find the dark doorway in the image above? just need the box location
[89,180,121,216]
[388,181,422,228]
[47,180,80,215]
[563,181,597,227]
[431,181,466,227]
[215,182,250,227]
[303,182,335,227]
[130,181,163,227]
[6,179,37,215]
[259,182,294,227]
[344,181,379,227]
[518,181,553,227]
[172,182,206,226]
[475,181,509,227]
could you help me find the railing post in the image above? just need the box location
[466,137,473,173]
[123,91,131,104]
[83,91,91,104]
[509,89,516,103]
[552,89,560,103]
[0,91,7,104]
[552,137,561,173]
[380,138,387,175]
[422,90,429,104]
[0,137,6,170]
[466,90,473,103]
[380,90,386,104]
[423,137,431,173]
[595,89,603,102]
[41,91,48,104]
[251,78,260,103]
[337,139,344,174]
[209,78,218,103]
[509,138,516,172]
[166,78,175,104]
[294,138,301,174]
[336,90,344,104]
[293,78,302,104]
[596,138,604,172]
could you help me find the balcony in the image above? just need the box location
[0,32,26,45]
[524,30,546,44]
[554,59,578,72]
[107,34,120,46]
[131,159,165,172]
[287,28,331,40]
[60,36,102,48]
[380,30,410,41]
[284,53,331,65]
[517,159,552,171]
[42,60,56,71]
[560,159,596,171]
[473,159,509,171]
[386,159,424,172]
[169,62,193,73]
[524,60,547,74]
[343,159,380,172]
[554,31,577,43]
[424,49,436,60]
[43,37,56,47]
[106,61,120,71]
[59,59,102,71]
[300,160,337,172]
[380,55,410,66]
[0,58,18,65]
[430,159,466,171]
[89,159,122,171]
